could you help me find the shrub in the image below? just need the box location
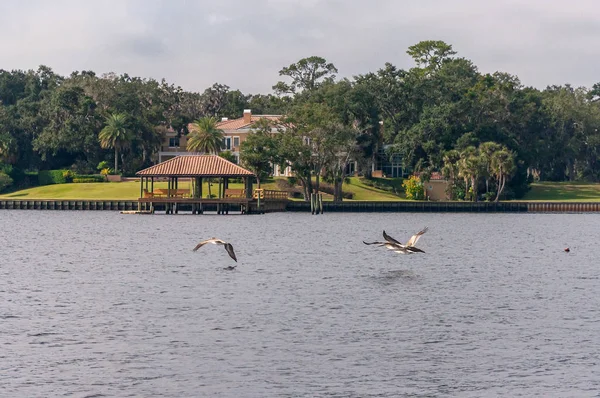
[38,170,68,185]
[62,170,74,183]
[0,172,13,192]
[97,161,110,171]
[402,176,425,200]
[72,177,106,183]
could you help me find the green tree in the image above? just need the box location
[273,56,338,95]
[98,113,133,173]
[407,40,457,70]
[187,117,224,154]
[240,119,278,188]
[491,148,516,201]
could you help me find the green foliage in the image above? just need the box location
[218,150,237,164]
[187,117,224,154]
[72,176,105,183]
[97,161,110,171]
[0,172,13,192]
[62,170,74,183]
[38,169,68,185]
[402,175,425,200]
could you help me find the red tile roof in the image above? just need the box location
[136,155,255,177]
[187,115,282,133]
[414,171,446,181]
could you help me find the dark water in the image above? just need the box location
[1,211,599,397]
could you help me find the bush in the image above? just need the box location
[73,176,106,184]
[402,176,425,200]
[0,172,13,192]
[62,170,74,183]
[73,176,106,183]
[39,170,68,185]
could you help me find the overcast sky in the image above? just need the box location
[2,0,599,94]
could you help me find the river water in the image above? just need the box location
[1,211,599,397]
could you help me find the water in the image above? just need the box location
[1,211,599,397]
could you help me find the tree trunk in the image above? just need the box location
[114,148,119,173]
[207,178,212,198]
[315,171,320,194]
[495,174,506,202]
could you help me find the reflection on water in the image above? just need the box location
[1,211,600,397]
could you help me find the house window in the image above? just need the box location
[223,137,231,150]
[233,136,240,148]
[169,137,180,148]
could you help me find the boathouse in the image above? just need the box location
[135,155,288,214]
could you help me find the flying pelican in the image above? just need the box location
[363,227,428,254]
[193,238,238,268]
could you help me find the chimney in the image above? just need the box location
[243,109,251,124]
[221,117,228,122]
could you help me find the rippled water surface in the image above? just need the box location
[1,211,600,397]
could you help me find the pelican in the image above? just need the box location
[193,238,238,268]
[363,227,428,254]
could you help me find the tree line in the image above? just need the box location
[1,40,600,201]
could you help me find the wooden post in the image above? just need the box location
[198,177,203,214]
[319,193,323,214]
[150,177,154,213]
[138,177,143,212]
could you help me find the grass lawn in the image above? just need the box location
[0,176,407,201]
[522,182,600,202]
[343,177,406,201]
[0,180,247,200]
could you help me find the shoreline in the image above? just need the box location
[2,199,600,213]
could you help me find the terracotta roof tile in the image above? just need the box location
[188,115,282,133]
[136,155,255,177]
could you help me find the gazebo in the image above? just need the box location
[136,155,256,214]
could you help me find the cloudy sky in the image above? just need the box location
[1,0,599,94]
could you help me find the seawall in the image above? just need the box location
[1,199,600,213]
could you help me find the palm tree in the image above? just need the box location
[98,113,133,173]
[479,142,502,193]
[491,149,516,201]
[187,117,225,198]
[187,117,224,154]
[441,149,460,199]
[458,146,485,201]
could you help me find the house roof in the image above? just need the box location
[217,115,281,130]
[187,115,283,133]
[136,155,255,177]
[415,171,446,181]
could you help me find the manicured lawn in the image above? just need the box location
[0,177,407,201]
[0,180,246,200]
[522,182,600,202]
[343,177,406,201]
[6,179,599,202]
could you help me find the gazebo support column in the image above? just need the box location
[174,177,179,214]
[217,177,222,215]
[150,177,154,213]
[224,177,229,214]
[198,177,203,214]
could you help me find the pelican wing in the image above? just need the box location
[406,227,428,247]
[383,230,402,245]
[192,240,211,251]
[224,243,238,262]
[363,241,386,246]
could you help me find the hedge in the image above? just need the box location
[38,170,68,185]
[73,177,106,183]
